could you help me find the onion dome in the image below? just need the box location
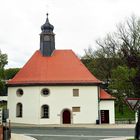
[41,13,54,33]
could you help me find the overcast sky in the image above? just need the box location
[1,0,140,68]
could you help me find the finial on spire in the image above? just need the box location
[46,13,49,18]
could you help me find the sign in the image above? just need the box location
[125,98,140,111]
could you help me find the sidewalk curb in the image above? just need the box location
[11,133,37,140]
[11,123,135,129]
[101,137,133,140]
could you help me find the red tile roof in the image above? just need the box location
[100,89,115,100]
[8,50,101,85]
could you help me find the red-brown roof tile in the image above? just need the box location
[8,50,101,85]
[100,89,115,100]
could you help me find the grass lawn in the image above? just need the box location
[115,104,135,121]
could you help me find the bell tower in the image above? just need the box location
[40,13,55,56]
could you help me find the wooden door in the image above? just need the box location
[62,109,71,124]
[100,110,109,123]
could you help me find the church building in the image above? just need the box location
[7,14,115,124]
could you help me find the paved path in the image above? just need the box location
[11,133,37,140]
[11,123,135,129]
[12,124,135,140]
[102,137,133,140]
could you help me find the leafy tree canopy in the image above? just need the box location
[4,68,20,80]
[0,50,8,69]
[109,66,136,98]
[82,15,140,97]
[0,50,8,95]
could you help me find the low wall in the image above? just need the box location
[11,133,37,140]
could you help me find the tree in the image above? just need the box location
[116,16,140,97]
[109,66,136,114]
[96,15,140,97]
[81,47,98,77]
[0,50,8,79]
[0,50,8,95]
[94,46,123,81]
[0,50,8,69]
[82,46,123,82]
[82,15,140,97]
[4,68,20,80]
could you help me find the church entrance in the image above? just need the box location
[62,109,71,124]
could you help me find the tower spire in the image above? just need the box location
[40,14,55,56]
[41,13,54,33]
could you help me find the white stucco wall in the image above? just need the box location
[8,86,99,124]
[100,100,115,124]
[8,87,40,124]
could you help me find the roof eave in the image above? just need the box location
[7,82,101,87]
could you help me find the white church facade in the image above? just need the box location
[7,14,115,125]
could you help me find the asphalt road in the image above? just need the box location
[11,127,135,140]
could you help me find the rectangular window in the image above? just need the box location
[72,107,80,112]
[73,89,79,97]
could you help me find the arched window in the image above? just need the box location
[41,88,50,96]
[16,103,23,117]
[16,89,24,97]
[41,105,49,118]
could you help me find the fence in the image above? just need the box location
[115,118,135,124]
